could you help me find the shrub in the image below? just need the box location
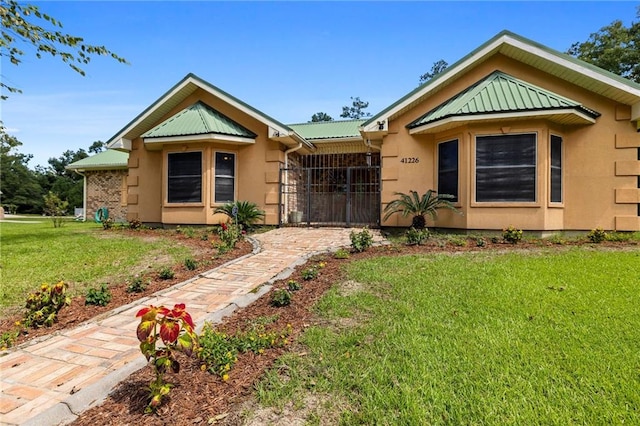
[136,304,197,413]
[301,267,318,281]
[1,326,20,350]
[406,227,429,245]
[43,191,69,228]
[547,234,566,245]
[24,281,71,328]
[214,201,265,230]
[85,284,112,306]
[158,266,175,280]
[198,324,238,379]
[101,217,114,230]
[128,219,142,230]
[271,289,292,307]
[287,280,302,291]
[587,228,607,243]
[127,276,147,293]
[215,222,243,254]
[447,235,468,247]
[502,225,523,244]
[334,248,350,259]
[350,227,374,253]
[382,189,459,230]
[184,257,198,271]
[475,237,487,247]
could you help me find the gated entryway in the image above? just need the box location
[280,153,381,227]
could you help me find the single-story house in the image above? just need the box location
[71,30,640,231]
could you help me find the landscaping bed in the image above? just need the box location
[0,227,252,348]
[70,234,639,425]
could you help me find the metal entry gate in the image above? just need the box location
[280,153,381,227]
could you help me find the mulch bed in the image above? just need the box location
[0,228,252,347]
[2,230,638,424]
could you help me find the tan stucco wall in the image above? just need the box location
[126,88,284,226]
[381,54,640,231]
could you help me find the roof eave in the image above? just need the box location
[106,73,294,150]
[364,30,640,130]
[408,108,597,135]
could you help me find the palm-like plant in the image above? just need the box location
[214,201,265,230]
[383,190,459,230]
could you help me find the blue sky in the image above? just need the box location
[1,1,636,168]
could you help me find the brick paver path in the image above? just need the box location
[0,227,383,425]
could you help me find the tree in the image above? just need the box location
[0,124,44,213]
[340,96,371,119]
[88,140,106,154]
[43,191,69,228]
[419,59,449,84]
[567,8,640,83]
[310,112,333,122]
[45,149,89,210]
[0,0,127,98]
[383,189,459,230]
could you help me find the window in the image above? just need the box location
[550,135,562,203]
[214,152,235,203]
[438,139,458,202]
[475,133,536,202]
[167,152,202,203]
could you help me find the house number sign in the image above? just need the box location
[400,157,420,164]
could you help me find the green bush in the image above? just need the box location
[198,324,238,379]
[301,267,318,281]
[406,227,429,245]
[475,237,487,247]
[158,266,175,280]
[605,231,631,242]
[350,227,374,253]
[214,201,265,230]
[126,276,147,293]
[215,222,243,254]
[287,279,302,291]
[334,248,350,259]
[502,225,523,244]
[85,284,112,306]
[271,289,292,307]
[43,191,69,228]
[587,228,607,243]
[184,257,198,271]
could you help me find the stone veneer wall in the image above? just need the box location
[86,170,128,222]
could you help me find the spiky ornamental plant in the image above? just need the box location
[383,190,459,230]
[214,201,265,230]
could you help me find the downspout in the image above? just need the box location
[283,142,303,224]
[72,169,87,222]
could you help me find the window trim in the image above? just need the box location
[471,132,540,207]
[436,138,460,205]
[549,134,564,206]
[212,150,237,205]
[165,150,204,206]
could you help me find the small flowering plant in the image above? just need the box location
[136,303,198,413]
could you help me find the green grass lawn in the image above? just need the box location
[256,248,640,424]
[0,219,193,314]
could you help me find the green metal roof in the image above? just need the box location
[408,71,600,129]
[142,101,257,139]
[364,30,640,129]
[66,149,128,170]
[287,119,365,140]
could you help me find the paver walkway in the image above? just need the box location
[0,227,384,426]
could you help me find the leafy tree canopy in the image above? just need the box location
[88,140,106,154]
[419,59,449,84]
[340,96,371,119]
[567,7,640,83]
[0,0,128,98]
[310,112,333,122]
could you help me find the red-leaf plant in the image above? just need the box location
[136,303,198,413]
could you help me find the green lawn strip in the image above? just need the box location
[0,221,193,313]
[256,248,640,424]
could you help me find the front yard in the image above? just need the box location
[252,247,640,424]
